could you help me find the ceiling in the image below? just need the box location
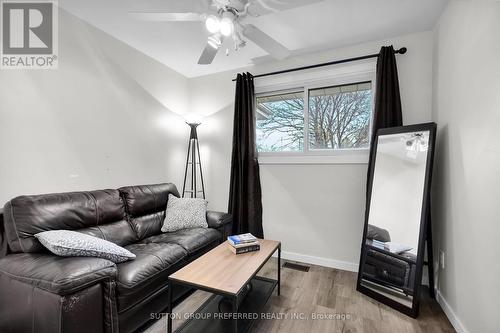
[60,0,448,78]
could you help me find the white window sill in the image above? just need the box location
[258,152,369,165]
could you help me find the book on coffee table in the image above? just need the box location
[227,233,260,254]
[227,233,258,246]
[227,242,260,254]
[230,240,259,248]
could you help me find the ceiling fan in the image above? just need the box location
[130,0,319,64]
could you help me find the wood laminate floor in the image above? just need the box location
[144,258,455,333]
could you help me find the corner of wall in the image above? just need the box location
[436,290,469,333]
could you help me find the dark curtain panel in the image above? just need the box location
[367,46,403,195]
[228,72,264,238]
[372,45,403,137]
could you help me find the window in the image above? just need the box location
[256,80,373,160]
[256,91,304,152]
[308,82,372,150]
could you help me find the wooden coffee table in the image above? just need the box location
[167,239,281,333]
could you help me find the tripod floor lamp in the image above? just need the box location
[182,121,206,199]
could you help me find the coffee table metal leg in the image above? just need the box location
[232,296,238,333]
[167,279,173,333]
[278,244,281,296]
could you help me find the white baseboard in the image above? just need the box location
[436,290,469,333]
[272,250,358,272]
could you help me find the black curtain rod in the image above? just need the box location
[231,47,407,81]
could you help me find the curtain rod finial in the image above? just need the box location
[398,47,407,54]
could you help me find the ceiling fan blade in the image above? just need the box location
[197,44,219,65]
[249,0,324,16]
[242,24,290,60]
[129,12,205,22]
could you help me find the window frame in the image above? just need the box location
[255,70,376,164]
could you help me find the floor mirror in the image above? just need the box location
[356,122,437,317]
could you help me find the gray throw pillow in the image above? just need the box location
[35,230,136,263]
[161,194,208,232]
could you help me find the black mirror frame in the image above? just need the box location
[356,122,437,318]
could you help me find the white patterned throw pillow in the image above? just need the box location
[35,230,136,263]
[161,194,208,232]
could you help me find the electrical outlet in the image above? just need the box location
[439,250,445,269]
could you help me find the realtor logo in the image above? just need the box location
[1,0,58,69]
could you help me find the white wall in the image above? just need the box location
[432,2,500,333]
[189,31,434,269]
[0,9,190,204]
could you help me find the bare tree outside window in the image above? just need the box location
[309,82,372,150]
[256,92,304,152]
[256,81,372,153]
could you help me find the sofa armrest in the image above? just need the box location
[0,209,7,258]
[0,253,118,332]
[206,211,232,229]
[207,211,232,242]
[0,253,117,295]
[367,224,391,242]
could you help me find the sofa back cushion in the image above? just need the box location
[3,189,137,253]
[118,183,179,240]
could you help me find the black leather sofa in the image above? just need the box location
[0,183,232,333]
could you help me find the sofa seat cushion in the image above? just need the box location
[139,228,221,255]
[116,243,187,313]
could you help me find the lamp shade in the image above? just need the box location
[184,114,203,125]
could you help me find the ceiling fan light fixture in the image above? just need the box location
[205,15,220,33]
[219,17,234,36]
[207,35,222,49]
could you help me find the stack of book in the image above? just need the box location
[227,233,260,254]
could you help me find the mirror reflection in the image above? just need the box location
[360,130,430,308]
